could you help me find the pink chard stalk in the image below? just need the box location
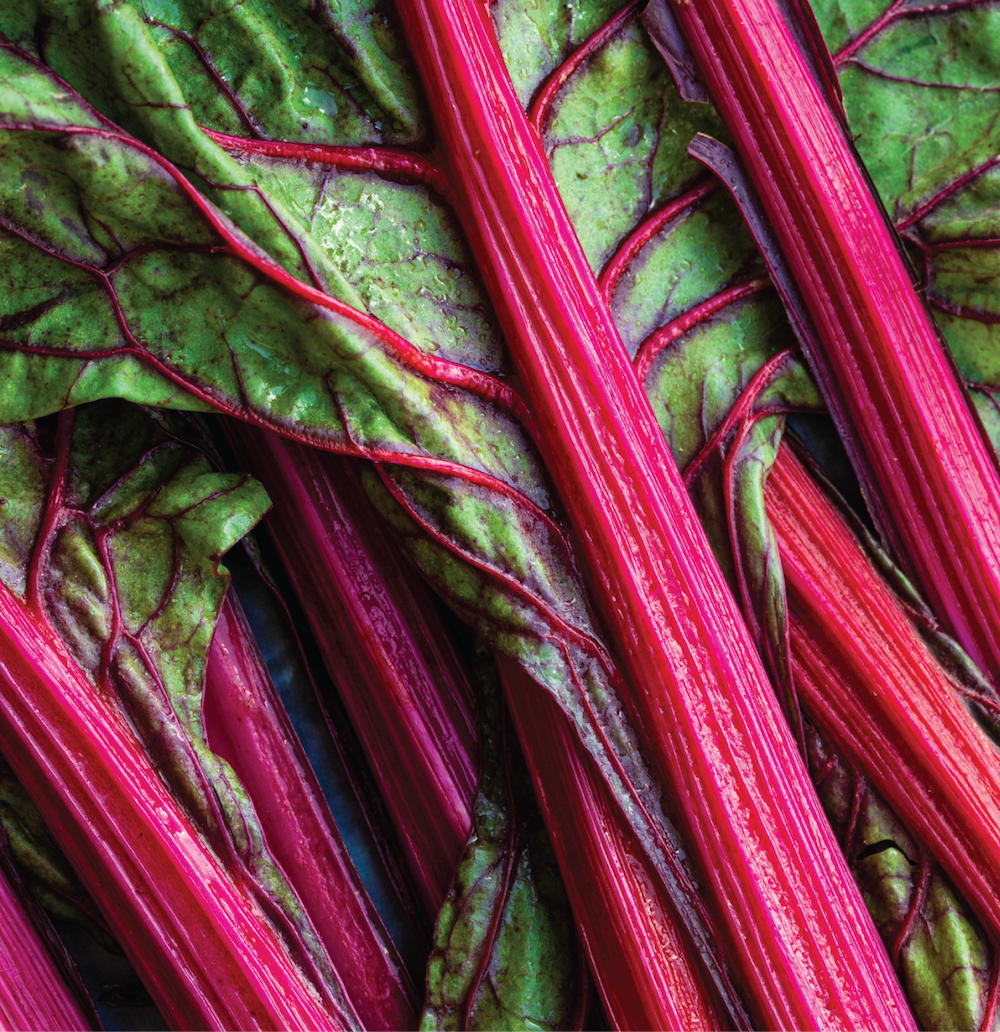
[498,655,726,1031]
[657,0,1000,686]
[767,448,1000,945]
[393,0,911,1026]
[204,590,419,1031]
[221,423,479,922]
[0,845,96,1032]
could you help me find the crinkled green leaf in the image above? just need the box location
[492,0,623,110]
[539,20,729,272]
[421,646,584,1032]
[610,191,764,355]
[6,0,425,147]
[224,155,505,371]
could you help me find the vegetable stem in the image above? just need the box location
[767,447,1000,952]
[204,593,419,1030]
[393,1,915,1025]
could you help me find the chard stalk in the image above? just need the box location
[204,592,418,1031]
[0,850,95,1031]
[498,655,724,1031]
[0,581,352,1032]
[222,422,479,919]
[766,446,1000,951]
[664,0,1000,689]
[392,1,913,1025]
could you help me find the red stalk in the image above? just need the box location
[0,861,94,1031]
[498,656,724,1032]
[668,0,1000,691]
[0,582,352,1031]
[393,1,913,1026]
[222,422,479,920]
[204,593,419,1031]
[766,448,1000,948]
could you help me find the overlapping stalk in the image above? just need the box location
[0,854,94,1031]
[204,593,418,1031]
[766,447,1000,947]
[227,414,729,1027]
[222,423,479,919]
[0,583,351,1031]
[392,0,913,1025]
[498,656,724,1031]
[666,0,1000,688]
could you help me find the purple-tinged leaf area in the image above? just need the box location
[420,646,587,1032]
[806,725,998,1032]
[606,190,767,357]
[0,765,118,954]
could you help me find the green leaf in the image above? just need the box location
[421,646,584,1032]
[493,0,623,110]
[538,19,729,272]
[6,0,425,146]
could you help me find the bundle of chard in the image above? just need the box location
[1,0,1000,1027]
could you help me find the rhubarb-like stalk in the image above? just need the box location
[222,422,479,920]
[204,593,418,1031]
[0,582,352,1032]
[0,858,94,1031]
[667,0,1000,692]
[393,1,913,1026]
[766,447,1000,948]
[498,656,724,1032]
